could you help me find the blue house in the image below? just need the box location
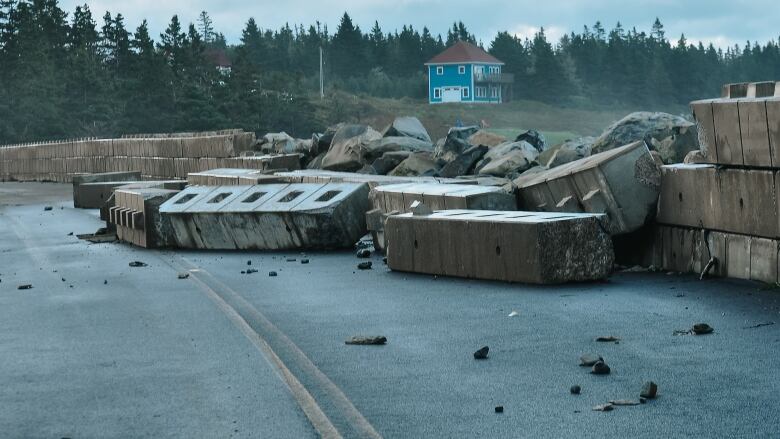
[425,41,514,104]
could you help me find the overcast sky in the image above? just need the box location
[60,0,778,49]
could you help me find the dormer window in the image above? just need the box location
[458,65,466,74]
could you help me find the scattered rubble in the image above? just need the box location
[570,385,581,395]
[129,261,147,267]
[609,399,640,406]
[591,361,611,375]
[357,249,371,258]
[301,259,310,264]
[345,335,387,345]
[177,273,190,279]
[579,354,603,367]
[494,406,504,413]
[595,336,620,343]
[692,323,714,335]
[357,262,373,270]
[43,206,53,211]
[17,284,32,290]
[592,403,614,412]
[640,381,658,399]
[268,271,278,277]
[473,346,489,360]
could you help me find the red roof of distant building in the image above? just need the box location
[425,41,504,65]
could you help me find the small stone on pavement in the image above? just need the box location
[570,385,581,395]
[580,354,603,367]
[357,249,371,258]
[692,323,713,335]
[473,346,489,360]
[591,361,611,375]
[640,381,658,399]
[345,336,387,345]
[357,262,372,270]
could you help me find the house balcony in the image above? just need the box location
[474,72,514,84]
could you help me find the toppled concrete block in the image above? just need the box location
[275,169,480,188]
[657,164,779,239]
[515,141,660,235]
[385,210,614,284]
[159,183,370,250]
[109,187,180,248]
[187,168,285,186]
[99,180,187,222]
[72,171,141,208]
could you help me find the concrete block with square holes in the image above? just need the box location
[514,141,660,235]
[385,210,614,284]
[158,182,370,250]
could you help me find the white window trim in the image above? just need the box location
[458,65,465,74]
[436,66,444,75]
[475,86,487,98]
[433,88,441,99]
[462,87,470,98]
[490,87,498,98]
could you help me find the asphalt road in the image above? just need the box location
[1,182,780,438]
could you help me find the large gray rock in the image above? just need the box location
[468,130,507,147]
[434,126,480,162]
[538,137,595,169]
[382,116,432,143]
[362,137,433,163]
[371,151,413,175]
[439,145,488,178]
[591,112,698,164]
[321,124,382,172]
[475,141,539,177]
[515,130,547,152]
[389,152,440,177]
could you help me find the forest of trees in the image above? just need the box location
[1,0,780,144]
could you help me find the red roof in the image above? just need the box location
[425,41,504,65]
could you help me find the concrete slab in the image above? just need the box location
[385,210,613,284]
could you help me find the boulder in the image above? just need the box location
[371,151,412,175]
[321,124,382,172]
[515,130,546,152]
[591,112,698,164]
[439,145,488,178]
[468,130,507,147]
[382,116,432,143]
[538,137,594,168]
[475,141,539,177]
[259,132,297,154]
[362,137,433,163]
[306,152,326,169]
[434,126,480,162]
[389,152,440,177]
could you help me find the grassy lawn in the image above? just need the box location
[313,93,685,142]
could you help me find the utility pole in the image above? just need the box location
[319,46,324,100]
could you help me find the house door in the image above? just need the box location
[442,87,461,103]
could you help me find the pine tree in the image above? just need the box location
[197,11,214,44]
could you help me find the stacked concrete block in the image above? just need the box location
[367,183,516,252]
[515,141,661,235]
[109,187,180,248]
[187,168,285,186]
[72,171,142,208]
[0,130,259,183]
[385,210,614,284]
[275,169,478,188]
[159,182,370,250]
[651,82,780,282]
[99,180,187,223]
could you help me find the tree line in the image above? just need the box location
[1,0,779,144]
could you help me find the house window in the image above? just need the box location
[458,65,465,74]
[436,66,444,75]
[489,66,500,74]
[490,87,499,98]
[475,87,487,98]
[433,88,441,99]
[462,87,470,98]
